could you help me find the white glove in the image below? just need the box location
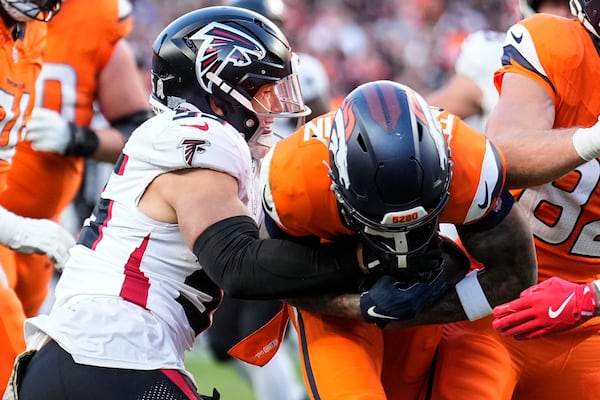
[26,107,71,154]
[0,206,76,269]
[572,116,600,161]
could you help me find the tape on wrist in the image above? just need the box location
[572,125,600,161]
[455,269,493,321]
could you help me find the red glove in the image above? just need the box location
[492,277,598,339]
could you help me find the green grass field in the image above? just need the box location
[185,337,306,400]
[185,347,256,400]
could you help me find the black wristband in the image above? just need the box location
[65,122,99,157]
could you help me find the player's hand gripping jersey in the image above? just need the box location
[497,13,600,283]
[25,108,259,376]
[261,109,505,240]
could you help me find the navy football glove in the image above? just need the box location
[360,268,451,326]
[360,236,470,326]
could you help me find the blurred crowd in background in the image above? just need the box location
[129,0,518,101]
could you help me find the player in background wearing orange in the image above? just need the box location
[258,80,537,399]
[0,0,150,321]
[0,0,76,391]
[429,2,600,399]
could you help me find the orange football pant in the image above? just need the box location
[288,305,442,400]
[0,245,26,390]
[431,315,600,399]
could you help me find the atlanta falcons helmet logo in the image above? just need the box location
[189,22,267,93]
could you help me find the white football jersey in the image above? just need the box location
[25,108,259,378]
[455,30,505,132]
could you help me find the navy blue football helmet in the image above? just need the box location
[329,80,452,256]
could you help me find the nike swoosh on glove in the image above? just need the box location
[492,277,598,339]
[360,268,452,327]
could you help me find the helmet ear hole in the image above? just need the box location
[356,133,367,152]
[417,122,425,141]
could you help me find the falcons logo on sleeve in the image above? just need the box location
[189,22,266,93]
[179,138,210,166]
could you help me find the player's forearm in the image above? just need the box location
[459,204,538,305]
[286,293,363,319]
[487,126,583,188]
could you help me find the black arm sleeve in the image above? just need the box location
[193,215,363,300]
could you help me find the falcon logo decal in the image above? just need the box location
[179,138,210,166]
[189,22,266,93]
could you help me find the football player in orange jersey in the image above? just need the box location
[428,2,600,399]
[0,0,77,391]
[257,80,537,400]
[0,0,151,320]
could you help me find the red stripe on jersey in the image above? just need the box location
[160,369,199,400]
[116,153,128,176]
[119,234,151,309]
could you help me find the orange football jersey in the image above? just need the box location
[0,20,46,190]
[0,17,47,390]
[259,107,506,400]
[261,108,506,240]
[496,14,600,283]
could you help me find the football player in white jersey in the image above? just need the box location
[6,7,379,400]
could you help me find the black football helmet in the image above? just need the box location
[0,0,62,22]
[329,80,451,256]
[570,0,600,37]
[150,6,309,145]
[227,0,286,28]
